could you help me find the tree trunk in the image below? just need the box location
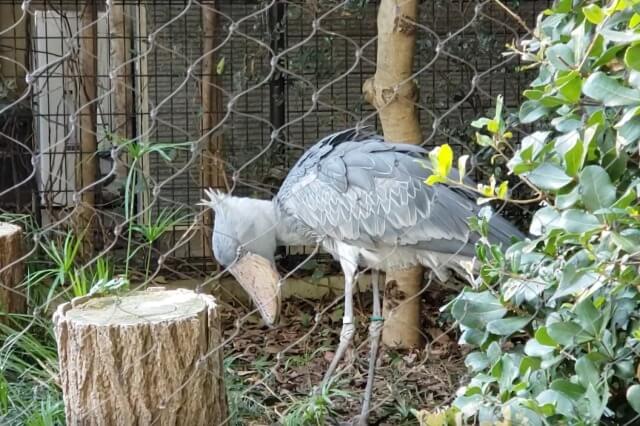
[109,1,132,180]
[53,288,228,425]
[363,0,423,349]
[201,1,226,263]
[0,223,26,317]
[75,1,99,258]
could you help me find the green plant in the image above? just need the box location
[131,207,190,279]
[116,136,193,276]
[281,375,352,426]
[27,233,83,307]
[223,355,273,426]
[427,0,640,424]
[0,314,62,426]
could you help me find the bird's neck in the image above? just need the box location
[267,199,310,246]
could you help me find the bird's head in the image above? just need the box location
[199,189,282,326]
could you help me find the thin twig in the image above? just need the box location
[493,0,535,36]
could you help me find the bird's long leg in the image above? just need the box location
[321,259,357,387]
[358,269,383,425]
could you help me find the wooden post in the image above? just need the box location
[109,1,132,175]
[53,288,228,425]
[0,223,26,316]
[363,0,423,349]
[75,1,99,257]
[201,1,226,260]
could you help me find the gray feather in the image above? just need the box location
[276,129,524,260]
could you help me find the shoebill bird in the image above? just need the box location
[200,128,524,424]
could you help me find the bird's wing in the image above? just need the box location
[276,129,522,256]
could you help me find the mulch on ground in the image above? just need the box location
[220,287,468,425]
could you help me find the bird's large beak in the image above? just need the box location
[228,253,281,327]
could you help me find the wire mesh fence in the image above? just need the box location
[0,0,548,424]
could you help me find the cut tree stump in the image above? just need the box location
[53,288,228,425]
[0,222,26,316]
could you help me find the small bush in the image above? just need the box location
[430,0,640,424]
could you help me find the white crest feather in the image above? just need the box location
[198,188,227,210]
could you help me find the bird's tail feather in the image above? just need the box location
[487,213,525,248]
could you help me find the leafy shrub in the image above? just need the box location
[429,0,640,424]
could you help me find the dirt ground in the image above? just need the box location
[220,287,468,425]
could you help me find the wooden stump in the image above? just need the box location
[0,222,26,316]
[53,288,228,426]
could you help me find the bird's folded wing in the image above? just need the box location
[276,135,484,256]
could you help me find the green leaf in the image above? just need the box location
[551,266,601,301]
[555,209,602,233]
[583,4,605,24]
[631,13,640,29]
[486,316,531,336]
[601,15,640,43]
[520,356,542,375]
[554,0,572,13]
[625,43,640,71]
[451,291,507,329]
[551,379,586,399]
[612,229,640,252]
[616,105,640,128]
[547,321,588,346]
[575,356,599,388]
[519,100,551,124]
[536,390,575,418]
[465,352,490,372]
[547,43,575,71]
[580,165,617,211]
[617,116,640,148]
[612,187,637,208]
[535,326,557,347]
[530,207,560,236]
[582,72,640,106]
[556,186,581,209]
[539,95,568,107]
[588,109,606,126]
[459,328,488,346]
[425,174,446,186]
[558,74,583,103]
[525,338,555,357]
[437,144,453,177]
[593,44,626,68]
[470,117,491,128]
[627,384,640,413]
[216,56,226,75]
[526,163,573,190]
[496,181,509,199]
[523,89,544,100]
[476,132,493,147]
[575,299,601,336]
[564,138,586,177]
[487,341,502,363]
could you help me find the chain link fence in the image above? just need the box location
[0,0,547,424]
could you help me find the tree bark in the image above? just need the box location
[201,1,226,262]
[75,1,99,258]
[109,1,132,178]
[53,288,228,425]
[363,0,423,349]
[0,223,26,317]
